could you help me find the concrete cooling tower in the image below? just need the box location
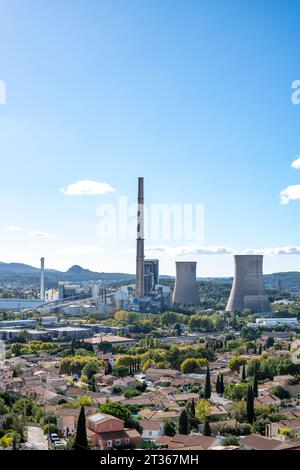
[226,255,272,313]
[172,261,199,306]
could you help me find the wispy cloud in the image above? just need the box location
[128,244,235,257]
[6,226,24,232]
[280,184,300,204]
[57,245,106,255]
[29,230,52,239]
[61,180,115,196]
[291,156,300,169]
[127,244,300,257]
[243,246,300,255]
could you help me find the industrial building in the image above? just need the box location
[226,255,272,313]
[172,261,199,307]
[0,298,45,311]
[58,282,83,300]
[0,319,38,328]
[144,259,159,294]
[247,317,299,328]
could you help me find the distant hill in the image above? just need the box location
[0,261,300,293]
[0,262,134,286]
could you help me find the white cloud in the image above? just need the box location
[127,244,300,257]
[243,246,300,255]
[29,230,52,239]
[280,185,300,204]
[57,245,106,255]
[6,226,24,232]
[292,156,300,169]
[141,244,235,257]
[61,180,115,196]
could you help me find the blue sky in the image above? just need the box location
[1,0,300,276]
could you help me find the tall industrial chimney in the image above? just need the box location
[172,261,199,306]
[135,177,145,297]
[40,257,45,301]
[226,255,272,313]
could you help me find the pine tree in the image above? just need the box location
[241,364,246,382]
[246,386,255,424]
[74,406,88,450]
[204,367,211,399]
[219,373,224,395]
[216,374,220,394]
[178,409,189,435]
[203,420,212,436]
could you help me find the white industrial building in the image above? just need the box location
[248,317,299,328]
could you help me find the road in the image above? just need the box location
[23,426,48,450]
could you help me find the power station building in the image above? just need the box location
[172,261,199,307]
[226,255,272,313]
[144,259,159,294]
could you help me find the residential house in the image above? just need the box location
[87,412,141,449]
[155,434,219,450]
[240,434,293,450]
[140,420,164,441]
[267,417,300,440]
[145,368,181,382]
[113,377,137,389]
[254,394,281,408]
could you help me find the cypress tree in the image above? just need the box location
[246,386,255,425]
[253,362,258,397]
[204,367,211,399]
[219,373,224,395]
[74,406,88,450]
[253,373,258,398]
[105,361,112,375]
[216,374,220,394]
[178,409,189,435]
[203,420,212,436]
[241,364,246,382]
[190,397,196,418]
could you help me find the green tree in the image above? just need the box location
[74,406,88,450]
[270,385,290,400]
[216,374,220,394]
[98,341,113,353]
[178,409,189,435]
[195,399,211,422]
[246,386,255,425]
[265,337,275,349]
[241,364,246,382]
[228,355,246,373]
[253,362,258,397]
[203,420,212,436]
[164,420,176,437]
[219,374,224,395]
[112,365,129,377]
[204,367,211,399]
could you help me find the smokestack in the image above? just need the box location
[40,257,45,301]
[135,177,145,297]
[226,255,272,313]
[172,261,199,307]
